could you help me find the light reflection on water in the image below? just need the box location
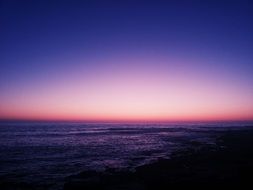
[0,122,252,189]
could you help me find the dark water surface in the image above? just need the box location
[0,122,252,189]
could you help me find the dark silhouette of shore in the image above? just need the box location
[64,128,253,190]
[1,127,253,190]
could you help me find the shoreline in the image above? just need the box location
[1,126,253,190]
[64,128,253,189]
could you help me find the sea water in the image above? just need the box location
[0,121,252,189]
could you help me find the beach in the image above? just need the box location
[0,123,253,189]
[64,128,253,189]
[2,0,253,189]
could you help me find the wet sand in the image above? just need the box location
[64,128,253,189]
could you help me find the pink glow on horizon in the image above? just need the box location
[1,54,253,122]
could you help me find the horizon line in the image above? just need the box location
[1,118,253,124]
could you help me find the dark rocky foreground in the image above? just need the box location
[64,129,253,189]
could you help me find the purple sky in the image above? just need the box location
[0,0,253,121]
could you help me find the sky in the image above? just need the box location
[0,0,253,122]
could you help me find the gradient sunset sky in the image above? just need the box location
[0,0,253,121]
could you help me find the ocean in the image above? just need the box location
[0,121,252,189]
